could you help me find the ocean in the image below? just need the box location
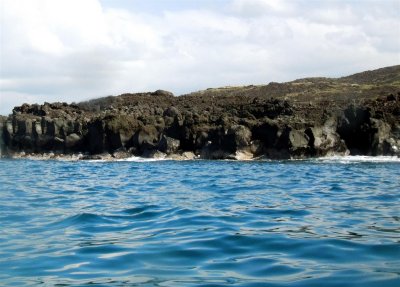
[0,157,399,287]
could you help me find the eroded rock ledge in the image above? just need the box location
[1,66,400,160]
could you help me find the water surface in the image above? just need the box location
[0,158,399,286]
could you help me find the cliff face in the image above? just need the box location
[1,66,400,160]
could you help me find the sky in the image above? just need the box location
[0,0,399,115]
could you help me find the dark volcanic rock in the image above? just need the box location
[158,135,180,155]
[65,133,83,151]
[225,125,252,152]
[133,125,160,152]
[337,106,373,155]
[1,66,400,159]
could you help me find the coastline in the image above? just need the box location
[1,66,399,161]
[2,150,399,163]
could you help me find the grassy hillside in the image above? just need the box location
[183,65,400,104]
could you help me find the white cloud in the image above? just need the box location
[231,0,294,16]
[0,0,399,115]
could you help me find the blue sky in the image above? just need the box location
[0,0,399,115]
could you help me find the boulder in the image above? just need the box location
[112,148,132,159]
[200,140,230,159]
[158,135,180,154]
[166,151,196,160]
[288,129,309,148]
[305,118,348,156]
[65,133,83,151]
[200,147,229,159]
[272,127,311,158]
[81,153,113,160]
[104,115,138,151]
[142,150,166,159]
[63,120,76,136]
[232,150,254,160]
[181,151,196,160]
[133,125,160,151]
[153,90,174,97]
[370,118,391,155]
[381,138,400,156]
[225,125,252,151]
[163,106,181,118]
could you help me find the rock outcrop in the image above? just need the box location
[1,66,400,160]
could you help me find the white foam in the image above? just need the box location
[315,155,400,163]
[117,156,167,162]
[72,154,168,162]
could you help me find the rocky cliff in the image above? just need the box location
[1,66,400,160]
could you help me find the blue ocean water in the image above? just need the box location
[0,158,399,287]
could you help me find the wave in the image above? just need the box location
[118,154,400,163]
[83,156,168,163]
[48,212,116,228]
[117,156,167,162]
[314,155,400,163]
[84,154,400,163]
[4,153,399,163]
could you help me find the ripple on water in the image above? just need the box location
[0,159,399,286]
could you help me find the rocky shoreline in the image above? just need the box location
[1,66,399,161]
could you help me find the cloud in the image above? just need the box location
[231,0,294,17]
[1,0,399,115]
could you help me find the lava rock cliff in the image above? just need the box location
[1,66,399,160]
